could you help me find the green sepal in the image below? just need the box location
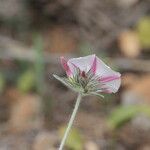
[90,92,104,98]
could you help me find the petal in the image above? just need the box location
[100,75,120,83]
[101,77,121,93]
[95,56,121,93]
[90,55,97,74]
[67,54,96,74]
[100,87,112,94]
[60,56,72,76]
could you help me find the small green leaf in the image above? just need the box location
[59,126,83,150]
[17,70,35,93]
[107,105,150,129]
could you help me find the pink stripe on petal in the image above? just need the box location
[100,75,120,83]
[60,56,72,76]
[70,62,78,69]
[100,87,112,93]
[90,55,97,74]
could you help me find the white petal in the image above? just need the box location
[67,54,96,73]
[96,56,121,93]
[103,77,121,93]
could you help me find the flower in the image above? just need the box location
[54,54,121,97]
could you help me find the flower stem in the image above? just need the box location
[58,93,82,150]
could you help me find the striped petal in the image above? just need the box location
[60,56,72,76]
[90,55,97,74]
[67,54,96,74]
[100,75,120,83]
[95,56,121,93]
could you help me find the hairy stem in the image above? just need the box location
[58,93,82,150]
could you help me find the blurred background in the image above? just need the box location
[0,0,150,149]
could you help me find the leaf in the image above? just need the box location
[17,70,35,93]
[107,105,150,130]
[59,126,83,150]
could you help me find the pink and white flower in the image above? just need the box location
[54,54,121,97]
[61,54,121,93]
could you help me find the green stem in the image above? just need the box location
[58,93,82,150]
